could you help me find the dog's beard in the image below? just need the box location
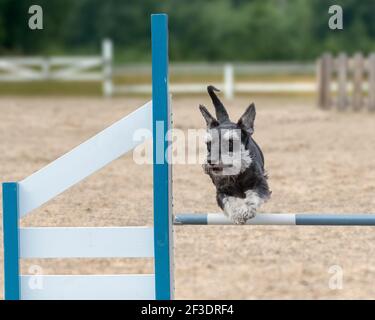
[203,144,252,177]
[224,144,252,175]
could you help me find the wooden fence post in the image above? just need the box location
[41,58,50,80]
[337,53,348,111]
[317,53,333,109]
[223,64,234,100]
[102,39,113,97]
[352,53,364,111]
[368,53,375,112]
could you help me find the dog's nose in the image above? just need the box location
[207,158,223,167]
[207,157,219,165]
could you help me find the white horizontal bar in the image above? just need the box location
[114,62,316,76]
[0,74,103,82]
[121,81,375,95]
[20,274,155,300]
[330,82,369,91]
[236,82,369,93]
[20,227,154,258]
[0,75,47,81]
[114,82,316,94]
[49,57,102,65]
[0,57,101,65]
[19,101,152,217]
[114,83,223,94]
[233,63,315,74]
[0,58,46,65]
[208,213,296,225]
[170,83,224,93]
[235,82,316,92]
[113,84,152,94]
[51,60,102,78]
[49,74,103,81]
[175,213,296,225]
[175,213,375,226]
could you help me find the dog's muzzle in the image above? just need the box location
[205,163,233,174]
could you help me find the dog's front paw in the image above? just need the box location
[242,206,256,222]
[231,212,248,225]
[231,206,256,225]
[223,198,256,225]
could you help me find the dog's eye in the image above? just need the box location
[228,139,233,153]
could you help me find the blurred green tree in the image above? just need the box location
[0,0,373,60]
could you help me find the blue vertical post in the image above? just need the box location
[2,182,20,300]
[151,13,174,300]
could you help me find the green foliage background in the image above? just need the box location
[0,0,373,61]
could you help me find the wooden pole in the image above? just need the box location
[352,53,364,111]
[337,53,348,111]
[317,53,333,109]
[368,53,375,112]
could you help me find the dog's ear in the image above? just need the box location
[237,103,256,135]
[199,104,219,128]
[207,85,229,122]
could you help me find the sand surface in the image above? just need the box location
[1,95,375,299]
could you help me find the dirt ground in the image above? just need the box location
[1,94,375,299]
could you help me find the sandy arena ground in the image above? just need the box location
[1,95,375,299]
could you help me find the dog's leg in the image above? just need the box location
[242,190,264,220]
[220,195,253,225]
[239,174,271,223]
[218,190,265,225]
[217,193,246,224]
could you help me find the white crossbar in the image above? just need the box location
[49,73,103,81]
[207,213,296,225]
[0,60,43,79]
[51,59,102,78]
[19,101,152,217]
[114,82,316,95]
[49,57,102,65]
[20,227,154,258]
[174,213,297,225]
[235,82,315,93]
[20,275,155,300]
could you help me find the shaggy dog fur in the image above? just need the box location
[199,86,271,224]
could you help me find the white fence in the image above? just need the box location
[0,39,113,97]
[0,38,318,98]
[112,62,316,98]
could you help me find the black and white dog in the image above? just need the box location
[199,86,271,224]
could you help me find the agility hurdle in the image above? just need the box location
[174,213,375,226]
[2,14,173,300]
[3,13,375,301]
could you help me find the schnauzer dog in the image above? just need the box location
[199,85,271,224]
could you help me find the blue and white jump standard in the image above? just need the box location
[2,14,173,300]
[3,13,375,301]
